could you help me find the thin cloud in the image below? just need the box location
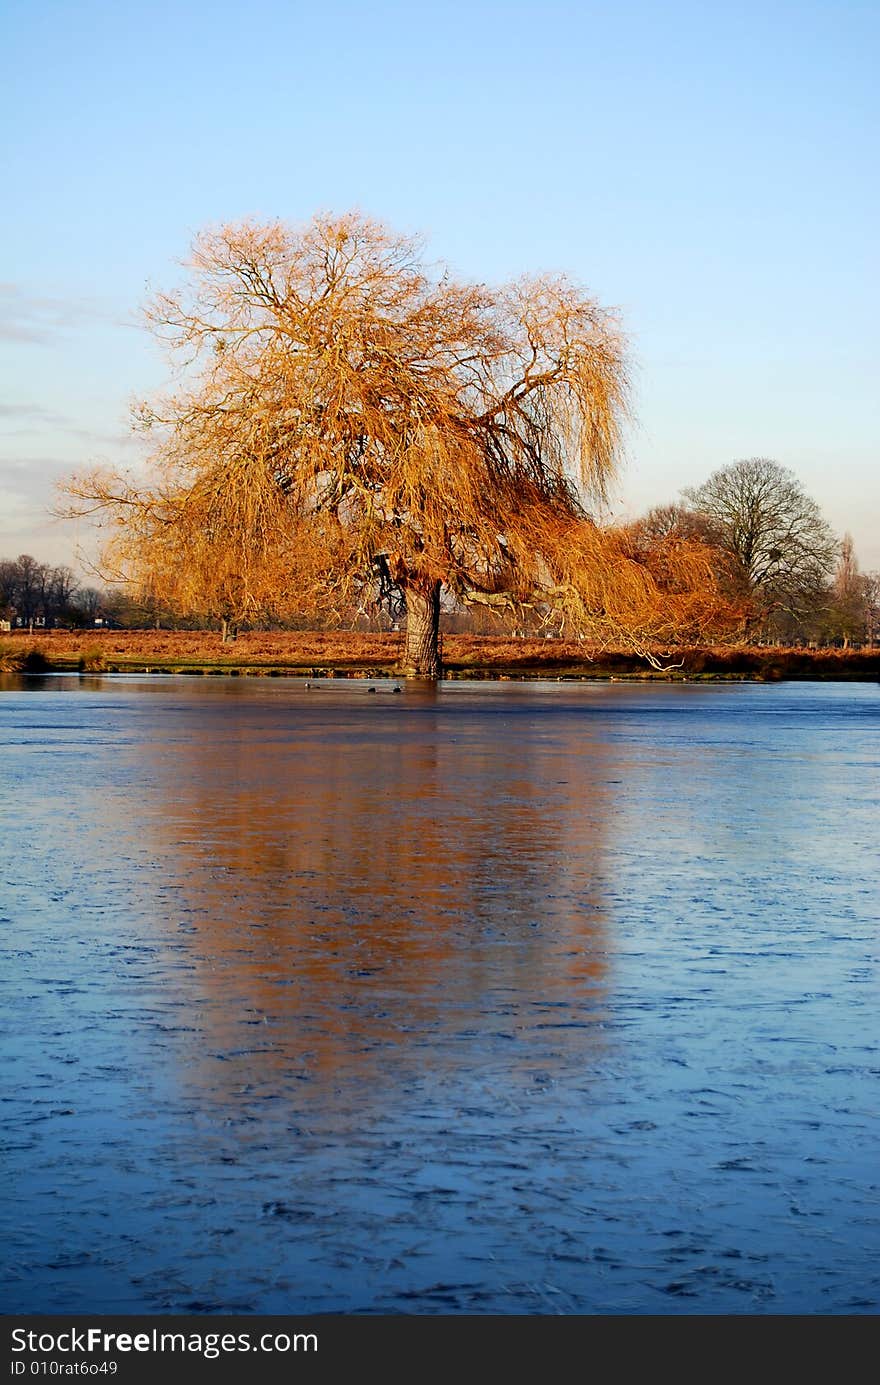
[0,455,75,481]
[0,488,34,527]
[0,283,111,346]
[0,402,72,427]
[67,427,141,449]
[0,404,142,451]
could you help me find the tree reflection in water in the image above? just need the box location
[4,678,879,1313]
[130,681,614,1104]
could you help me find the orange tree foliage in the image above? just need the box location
[63,213,735,670]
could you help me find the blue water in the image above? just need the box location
[1,676,878,1313]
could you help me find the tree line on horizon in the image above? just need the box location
[5,457,876,647]
[5,210,868,665]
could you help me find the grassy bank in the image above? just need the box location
[2,630,879,681]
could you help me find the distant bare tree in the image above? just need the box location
[0,554,80,628]
[863,571,880,647]
[45,565,77,619]
[12,554,44,628]
[0,559,16,619]
[682,458,837,632]
[630,503,721,547]
[820,535,876,647]
[71,586,104,623]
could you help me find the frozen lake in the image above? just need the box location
[1,675,878,1313]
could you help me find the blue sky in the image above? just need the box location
[2,0,877,571]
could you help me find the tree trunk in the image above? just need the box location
[402,582,441,678]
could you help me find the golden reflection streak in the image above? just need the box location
[123,687,618,1090]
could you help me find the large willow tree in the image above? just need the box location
[65,213,729,673]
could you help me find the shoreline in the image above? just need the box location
[3,630,878,681]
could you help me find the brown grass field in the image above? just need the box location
[2,628,878,680]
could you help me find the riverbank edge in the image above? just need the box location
[3,632,878,681]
